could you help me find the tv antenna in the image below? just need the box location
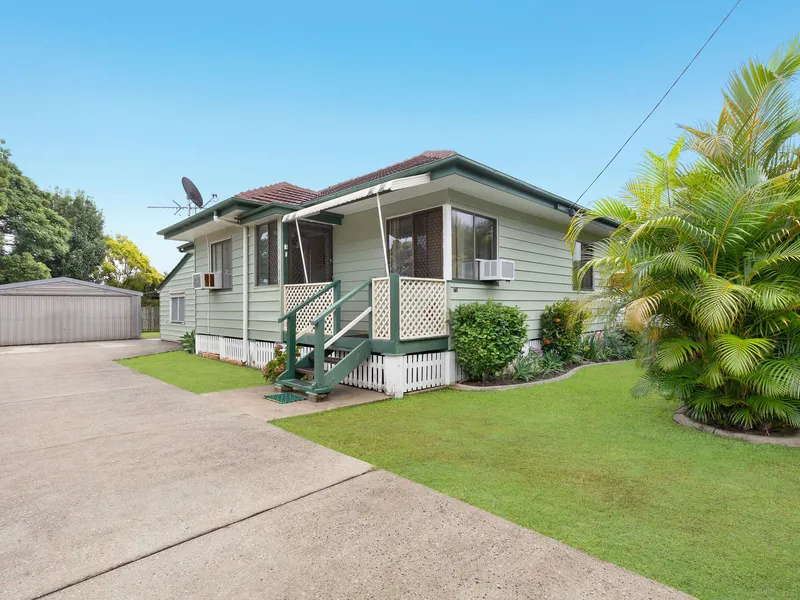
[148,177,218,216]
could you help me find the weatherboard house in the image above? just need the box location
[157,151,613,398]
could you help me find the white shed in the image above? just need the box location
[0,278,142,346]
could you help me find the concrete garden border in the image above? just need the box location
[673,409,800,447]
[450,360,634,392]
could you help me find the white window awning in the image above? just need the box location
[282,173,431,223]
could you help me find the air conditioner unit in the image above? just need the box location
[477,259,515,281]
[193,272,224,290]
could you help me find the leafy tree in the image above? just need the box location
[0,253,50,284]
[567,36,800,432]
[45,188,106,280]
[95,234,163,292]
[0,140,70,280]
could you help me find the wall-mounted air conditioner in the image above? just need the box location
[477,259,515,281]
[193,272,224,290]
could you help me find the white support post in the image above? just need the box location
[383,355,405,398]
[442,350,458,385]
[295,219,309,283]
[376,192,390,277]
[442,203,452,281]
[241,225,250,365]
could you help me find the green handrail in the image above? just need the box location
[278,280,340,323]
[311,278,372,325]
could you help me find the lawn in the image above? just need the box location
[117,351,265,393]
[141,331,160,339]
[274,362,800,600]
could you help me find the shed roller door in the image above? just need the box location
[0,296,137,346]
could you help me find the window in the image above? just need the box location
[256,221,278,285]
[451,209,497,280]
[210,239,232,289]
[170,294,185,323]
[386,208,443,278]
[573,241,594,291]
[288,221,333,284]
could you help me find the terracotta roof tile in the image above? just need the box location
[236,182,318,205]
[315,150,456,197]
[234,150,455,206]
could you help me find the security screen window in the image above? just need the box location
[210,238,233,289]
[386,208,443,278]
[573,241,594,291]
[170,295,185,323]
[452,209,497,280]
[256,221,278,285]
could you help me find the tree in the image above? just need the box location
[0,140,70,281]
[95,234,163,292]
[567,36,800,432]
[0,253,50,284]
[45,188,106,280]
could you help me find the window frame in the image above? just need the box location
[384,206,444,279]
[255,221,279,286]
[209,238,233,290]
[573,241,594,292]
[450,207,498,282]
[169,293,185,324]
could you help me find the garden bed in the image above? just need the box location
[454,360,631,390]
[674,408,800,447]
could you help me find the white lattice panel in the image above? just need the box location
[399,278,447,339]
[371,277,390,339]
[283,283,334,336]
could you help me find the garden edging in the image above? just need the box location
[450,360,635,392]
[673,409,800,447]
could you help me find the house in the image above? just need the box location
[157,150,614,398]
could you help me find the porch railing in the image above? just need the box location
[283,282,339,336]
[371,275,448,340]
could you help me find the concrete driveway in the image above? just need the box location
[0,341,692,600]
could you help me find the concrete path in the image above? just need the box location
[0,341,692,600]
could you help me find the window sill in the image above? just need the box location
[449,278,500,287]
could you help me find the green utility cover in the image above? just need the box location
[264,392,306,404]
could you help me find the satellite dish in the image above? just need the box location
[182,177,204,208]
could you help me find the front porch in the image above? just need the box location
[277,274,454,398]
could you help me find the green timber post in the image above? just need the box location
[333,280,341,334]
[389,273,401,343]
[285,314,297,378]
[314,319,326,385]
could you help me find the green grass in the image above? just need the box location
[117,351,265,393]
[274,362,800,600]
[141,331,160,339]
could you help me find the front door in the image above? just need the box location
[288,221,334,284]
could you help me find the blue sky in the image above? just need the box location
[3,0,799,272]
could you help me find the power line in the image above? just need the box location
[569,0,743,212]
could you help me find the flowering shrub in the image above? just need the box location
[262,344,300,382]
[540,299,586,362]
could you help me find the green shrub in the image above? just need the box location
[541,299,586,361]
[180,330,196,353]
[580,326,638,362]
[451,300,527,382]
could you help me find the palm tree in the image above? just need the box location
[567,36,800,432]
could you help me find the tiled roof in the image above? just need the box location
[236,181,317,205]
[315,150,456,197]
[234,150,455,206]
